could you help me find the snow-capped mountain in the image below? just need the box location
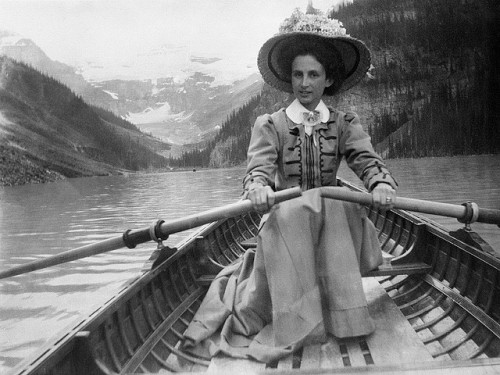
[75,43,258,86]
[124,72,262,145]
[0,31,263,146]
[0,30,90,93]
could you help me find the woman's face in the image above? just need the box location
[291,54,333,110]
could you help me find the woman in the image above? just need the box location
[184,9,397,363]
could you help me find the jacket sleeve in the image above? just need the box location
[338,112,397,191]
[242,114,280,192]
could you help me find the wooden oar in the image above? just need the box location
[0,187,302,280]
[319,187,500,225]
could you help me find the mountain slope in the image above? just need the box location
[0,30,120,112]
[0,56,170,186]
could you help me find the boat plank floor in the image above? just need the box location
[207,354,266,373]
[300,344,321,368]
[362,277,433,365]
[197,277,433,372]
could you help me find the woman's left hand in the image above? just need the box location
[371,183,396,211]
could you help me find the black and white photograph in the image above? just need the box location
[0,0,499,374]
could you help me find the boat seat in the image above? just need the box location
[239,237,432,277]
[206,277,434,372]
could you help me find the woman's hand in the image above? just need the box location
[247,184,275,213]
[371,183,396,211]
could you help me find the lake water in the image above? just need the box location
[1,154,499,373]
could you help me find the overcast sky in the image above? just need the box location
[0,0,349,67]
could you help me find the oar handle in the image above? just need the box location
[154,186,302,239]
[319,187,500,225]
[0,187,302,280]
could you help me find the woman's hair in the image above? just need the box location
[279,37,346,96]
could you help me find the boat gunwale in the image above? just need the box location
[247,357,500,374]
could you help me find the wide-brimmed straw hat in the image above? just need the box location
[258,9,371,96]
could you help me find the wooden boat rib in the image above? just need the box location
[10,180,500,375]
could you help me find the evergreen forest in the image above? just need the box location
[333,0,499,157]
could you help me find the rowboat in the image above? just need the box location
[7,180,500,375]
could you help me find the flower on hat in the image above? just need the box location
[279,8,348,37]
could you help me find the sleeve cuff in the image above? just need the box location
[242,174,269,198]
[243,173,268,190]
[367,173,398,191]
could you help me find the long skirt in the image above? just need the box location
[183,188,383,363]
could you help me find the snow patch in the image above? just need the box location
[152,86,165,95]
[0,111,13,127]
[0,31,22,48]
[102,90,119,99]
[74,43,258,85]
[126,102,195,125]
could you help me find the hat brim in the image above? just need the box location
[258,32,371,95]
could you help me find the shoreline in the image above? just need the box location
[1,154,498,188]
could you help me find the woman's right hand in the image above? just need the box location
[247,185,275,213]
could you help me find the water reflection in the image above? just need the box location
[0,156,499,372]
